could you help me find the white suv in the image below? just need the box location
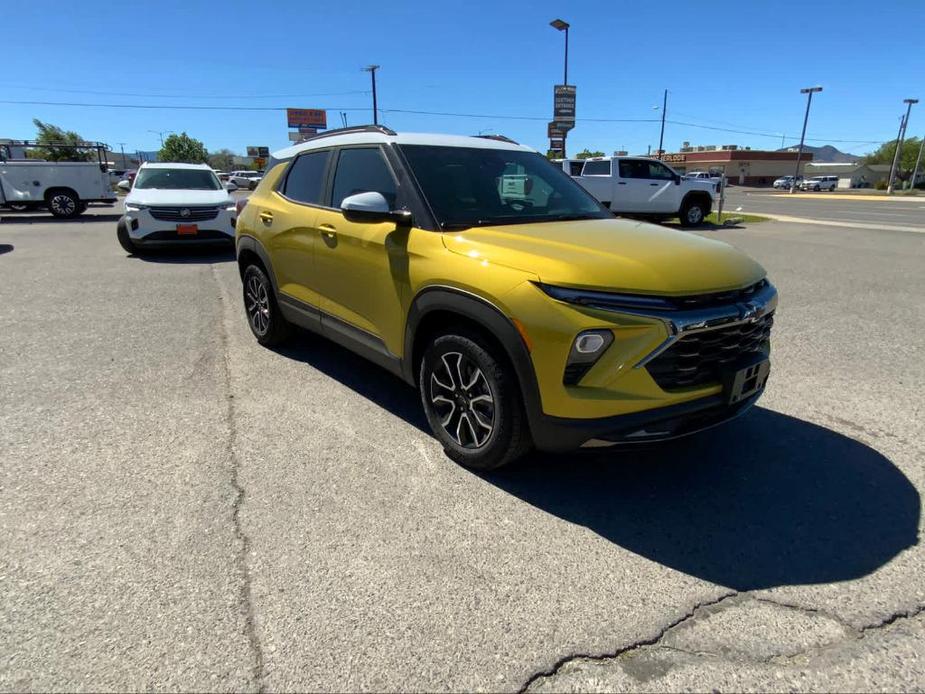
[800,175,838,192]
[116,163,237,254]
[229,170,262,190]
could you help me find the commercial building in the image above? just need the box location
[802,162,890,188]
[659,144,814,186]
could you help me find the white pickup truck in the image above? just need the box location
[568,156,718,227]
[0,141,117,218]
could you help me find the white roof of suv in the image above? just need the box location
[138,162,212,170]
[272,127,535,163]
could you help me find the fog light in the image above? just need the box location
[564,329,614,385]
[575,333,606,354]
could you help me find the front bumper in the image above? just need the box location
[531,390,763,452]
[121,207,236,246]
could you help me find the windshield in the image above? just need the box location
[399,145,610,229]
[133,168,221,190]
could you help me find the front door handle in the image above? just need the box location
[617,181,627,185]
[319,224,337,239]
[259,211,273,224]
[649,182,660,186]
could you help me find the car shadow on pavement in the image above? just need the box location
[272,330,430,434]
[0,213,124,224]
[0,244,13,255]
[268,329,919,591]
[131,247,236,264]
[486,409,920,591]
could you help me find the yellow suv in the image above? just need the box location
[236,126,776,469]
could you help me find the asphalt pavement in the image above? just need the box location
[722,187,925,232]
[0,203,922,691]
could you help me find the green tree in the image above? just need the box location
[863,137,922,182]
[158,132,208,164]
[29,119,94,161]
[207,148,236,171]
[576,148,606,159]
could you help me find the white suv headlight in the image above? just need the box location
[124,203,147,212]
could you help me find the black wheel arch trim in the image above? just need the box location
[403,286,544,436]
[236,234,279,296]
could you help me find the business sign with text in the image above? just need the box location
[553,85,576,131]
[287,108,327,129]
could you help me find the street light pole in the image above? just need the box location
[887,98,918,194]
[363,65,380,125]
[657,89,667,159]
[790,86,823,193]
[550,18,570,158]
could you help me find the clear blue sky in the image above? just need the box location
[3,0,922,158]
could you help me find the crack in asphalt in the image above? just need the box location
[521,592,925,691]
[517,591,738,692]
[212,264,265,692]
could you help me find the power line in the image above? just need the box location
[0,85,371,99]
[0,98,884,144]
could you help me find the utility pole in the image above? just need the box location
[790,86,823,193]
[888,98,918,194]
[148,130,173,147]
[363,65,380,125]
[657,89,668,159]
[910,134,924,192]
[340,112,348,128]
[117,142,127,169]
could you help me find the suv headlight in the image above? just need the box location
[535,282,676,313]
[124,202,147,212]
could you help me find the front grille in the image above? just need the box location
[149,206,219,221]
[646,312,774,390]
[140,229,232,242]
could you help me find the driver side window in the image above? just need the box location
[330,147,397,208]
[645,162,676,180]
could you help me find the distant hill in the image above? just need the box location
[776,144,860,163]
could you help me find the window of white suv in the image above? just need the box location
[133,168,221,190]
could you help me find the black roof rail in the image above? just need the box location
[472,134,520,145]
[294,124,396,145]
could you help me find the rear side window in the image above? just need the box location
[618,160,648,179]
[582,160,611,176]
[283,151,329,205]
[330,147,397,208]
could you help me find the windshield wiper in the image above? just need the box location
[549,213,605,222]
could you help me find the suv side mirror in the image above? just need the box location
[117,180,131,191]
[341,191,412,226]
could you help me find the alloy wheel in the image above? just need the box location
[429,351,495,448]
[50,194,76,216]
[687,205,704,225]
[245,274,271,335]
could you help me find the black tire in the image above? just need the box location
[242,264,290,346]
[116,219,137,254]
[419,331,532,470]
[679,197,708,227]
[46,189,81,218]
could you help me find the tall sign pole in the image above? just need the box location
[790,86,822,193]
[657,89,667,159]
[550,19,571,158]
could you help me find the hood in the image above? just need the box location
[125,188,233,207]
[443,217,766,295]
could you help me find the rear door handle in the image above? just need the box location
[259,211,273,224]
[649,182,660,186]
[617,181,627,185]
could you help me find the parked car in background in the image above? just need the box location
[773,175,802,189]
[116,163,237,254]
[685,170,723,183]
[800,175,838,192]
[0,159,117,217]
[229,170,262,189]
[108,169,127,184]
[213,170,230,182]
[574,156,718,226]
[236,127,776,469]
[121,170,137,184]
